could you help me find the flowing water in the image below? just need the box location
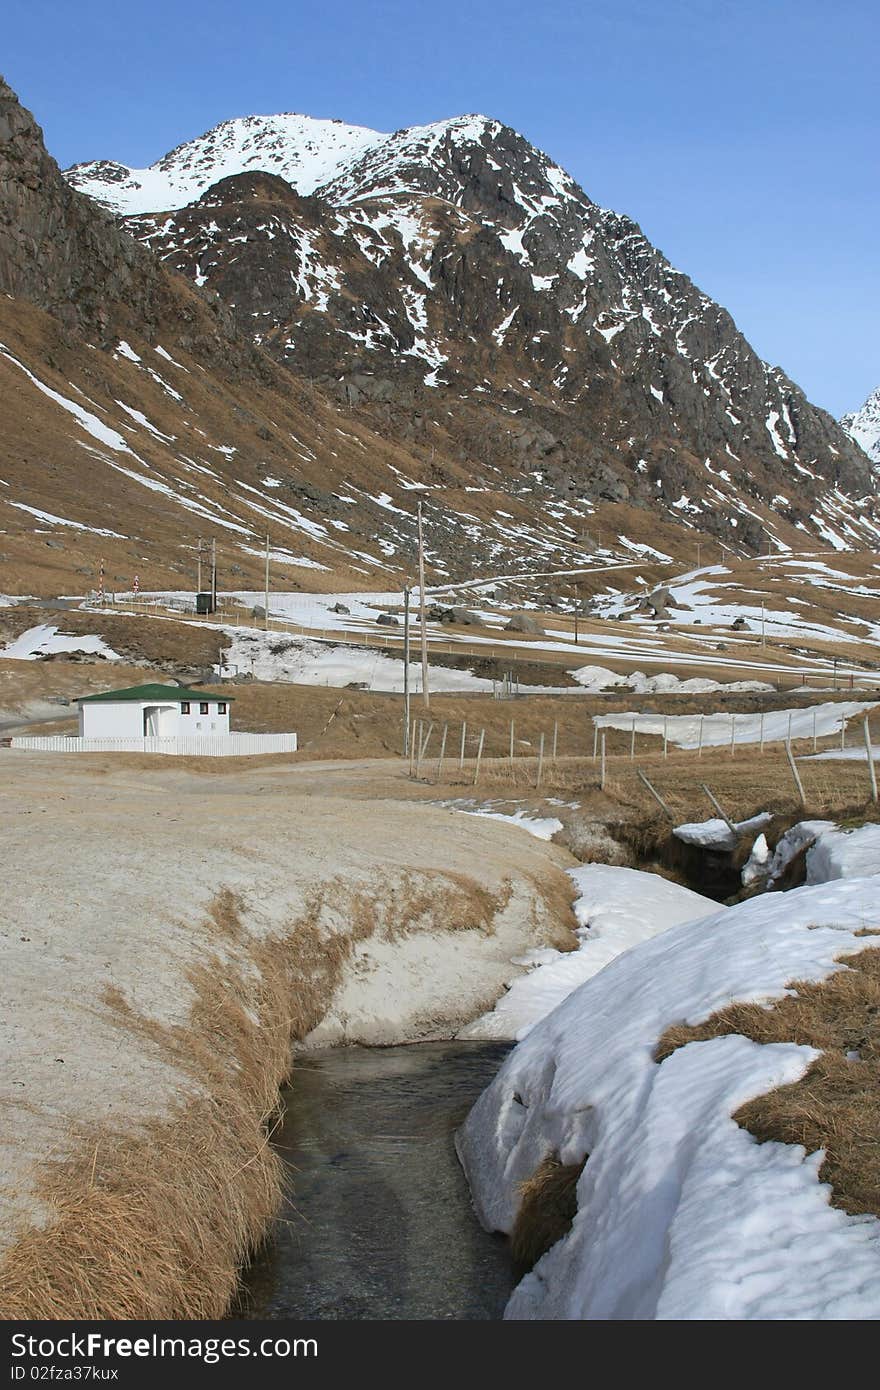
[234,1041,514,1320]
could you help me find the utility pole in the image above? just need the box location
[403,580,411,757]
[573,583,580,645]
[264,532,270,632]
[197,540,203,594]
[761,602,766,647]
[697,541,702,569]
[211,538,217,613]
[417,499,430,709]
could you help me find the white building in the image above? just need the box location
[77,683,232,738]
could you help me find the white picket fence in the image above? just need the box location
[7,733,298,757]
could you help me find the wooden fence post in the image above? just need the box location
[730,714,736,757]
[864,716,878,804]
[410,720,419,777]
[630,715,636,760]
[473,729,485,786]
[536,732,545,788]
[509,720,515,781]
[700,783,737,833]
[785,740,807,807]
[552,720,558,763]
[663,715,669,759]
[637,769,675,821]
[698,714,704,758]
[759,711,765,753]
[600,732,607,791]
[459,722,467,773]
[436,723,448,783]
[592,721,598,761]
[416,721,434,779]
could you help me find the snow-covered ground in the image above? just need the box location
[458,873,880,1319]
[218,627,570,693]
[594,699,876,749]
[809,746,880,762]
[591,560,880,647]
[460,865,718,1041]
[446,804,564,841]
[129,586,870,683]
[0,624,121,661]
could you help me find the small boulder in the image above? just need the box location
[506,612,545,635]
[376,613,399,627]
[439,606,486,627]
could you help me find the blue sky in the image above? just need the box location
[5,0,877,416]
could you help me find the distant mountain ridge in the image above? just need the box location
[842,387,880,465]
[63,108,879,556]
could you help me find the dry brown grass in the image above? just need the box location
[0,890,344,1320]
[510,1153,588,1275]
[304,869,517,947]
[654,943,880,1219]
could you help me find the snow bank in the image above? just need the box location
[460,865,717,1041]
[807,824,880,884]
[674,811,771,851]
[741,833,770,886]
[570,664,773,694]
[449,807,563,841]
[595,700,875,749]
[458,876,880,1319]
[0,624,121,661]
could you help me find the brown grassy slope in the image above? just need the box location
[655,943,880,1219]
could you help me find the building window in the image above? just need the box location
[218,702,227,714]
[200,702,209,714]
[181,701,190,714]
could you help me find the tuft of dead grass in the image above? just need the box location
[0,894,343,1320]
[654,943,880,1219]
[510,1153,588,1275]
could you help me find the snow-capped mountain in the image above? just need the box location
[841,387,880,465]
[64,110,875,554]
[65,112,385,214]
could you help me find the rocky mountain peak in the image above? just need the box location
[841,386,880,465]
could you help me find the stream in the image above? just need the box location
[234,1041,514,1320]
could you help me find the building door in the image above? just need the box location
[143,705,176,736]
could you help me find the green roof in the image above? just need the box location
[78,683,233,704]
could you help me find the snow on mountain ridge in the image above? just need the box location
[64,111,516,217]
[66,112,389,215]
[841,386,880,465]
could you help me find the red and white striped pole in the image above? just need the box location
[98,557,105,605]
[133,573,139,598]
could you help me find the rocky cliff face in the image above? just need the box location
[67,110,878,554]
[0,77,248,368]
